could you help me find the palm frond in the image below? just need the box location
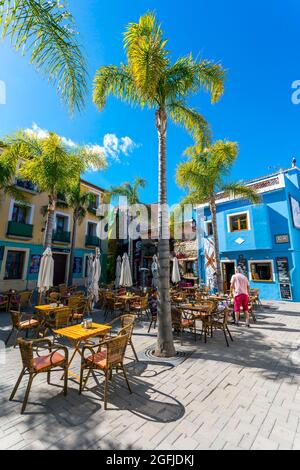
[222,182,261,204]
[167,101,211,147]
[93,64,143,110]
[124,11,169,101]
[165,55,225,104]
[0,0,87,112]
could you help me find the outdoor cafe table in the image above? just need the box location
[53,323,111,381]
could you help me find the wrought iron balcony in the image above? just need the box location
[52,230,70,243]
[7,221,33,238]
[85,235,101,247]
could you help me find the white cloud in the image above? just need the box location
[24,124,139,168]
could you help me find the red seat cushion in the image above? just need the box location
[32,352,65,371]
[182,319,194,327]
[20,319,39,329]
[86,350,107,369]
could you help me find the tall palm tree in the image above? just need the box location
[177,140,261,292]
[110,177,146,274]
[0,0,87,112]
[2,131,106,249]
[93,12,225,357]
[64,183,95,286]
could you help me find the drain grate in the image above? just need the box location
[137,344,194,366]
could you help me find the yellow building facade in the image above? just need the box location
[0,178,108,291]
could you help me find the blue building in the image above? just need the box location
[197,163,300,301]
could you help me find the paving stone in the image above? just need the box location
[1,302,300,450]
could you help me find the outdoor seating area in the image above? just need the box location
[0,282,263,417]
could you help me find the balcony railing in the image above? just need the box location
[15,179,38,193]
[52,230,70,243]
[7,221,33,238]
[85,235,101,247]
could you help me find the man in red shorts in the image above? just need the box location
[230,267,250,327]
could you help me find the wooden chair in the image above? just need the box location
[0,294,9,312]
[10,291,33,312]
[205,307,233,347]
[130,296,149,320]
[108,314,138,361]
[70,300,87,324]
[46,291,61,304]
[43,307,71,339]
[171,306,197,345]
[79,326,132,409]
[250,288,262,311]
[103,296,124,321]
[9,338,68,414]
[5,310,39,347]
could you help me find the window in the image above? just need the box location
[87,222,97,237]
[250,261,273,282]
[206,222,213,236]
[56,215,68,233]
[229,213,249,232]
[12,204,30,224]
[88,194,100,211]
[4,250,25,280]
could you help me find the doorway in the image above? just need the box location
[222,262,235,293]
[53,253,68,286]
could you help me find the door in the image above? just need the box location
[222,262,235,293]
[53,253,67,286]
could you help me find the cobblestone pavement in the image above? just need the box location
[0,301,300,450]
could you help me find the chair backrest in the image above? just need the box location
[68,296,83,308]
[58,284,67,294]
[19,291,32,305]
[71,301,87,316]
[106,333,129,367]
[18,338,34,370]
[9,310,22,329]
[51,308,70,328]
[120,315,135,339]
[47,292,60,302]
[171,307,182,328]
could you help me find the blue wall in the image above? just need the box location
[197,169,300,301]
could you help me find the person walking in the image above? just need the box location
[230,267,250,327]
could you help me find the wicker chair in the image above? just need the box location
[70,300,87,324]
[43,307,71,339]
[9,338,68,414]
[130,296,149,320]
[46,291,61,304]
[5,310,39,347]
[79,326,132,409]
[202,307,233,347]
[0,294,9,312]
[108,314,138,361]
[103,296,124,321]
[10,291,33,312]
[171,306,197,345]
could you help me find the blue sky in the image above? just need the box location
[1,0,300,204]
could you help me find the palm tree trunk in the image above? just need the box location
[68,212,77,286]
[44,195,56,248]
[154,108,176,357]
[210,196,223,293]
